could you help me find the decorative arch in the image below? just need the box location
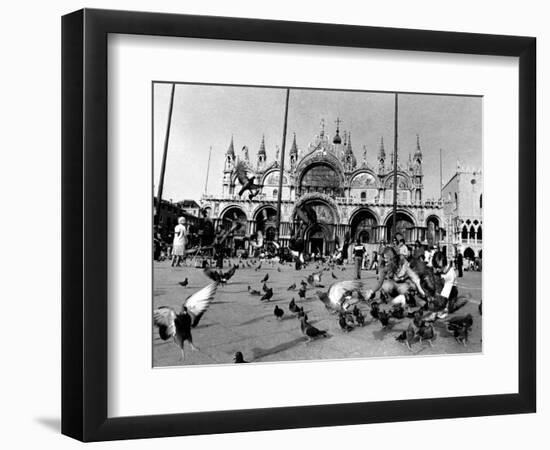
[464,247,475,259]
[292,192,341,224]
[349,207,381,225]
[383,210,416,242]
[261,169,289,186]
[219,205,248,236]
[219,204,248,221]
[384,172,412,189]
[349,169,378,188]
[349,207,379,244]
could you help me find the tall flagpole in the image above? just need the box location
[204,145,212,195]
[392,93,399,241]
[155,83,175,224]
[275,88,290,242]
[439,148,443,199]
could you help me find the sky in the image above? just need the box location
[153,83,482,203]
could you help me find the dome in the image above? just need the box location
[332,131,342,144]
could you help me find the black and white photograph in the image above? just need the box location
[152,83,483,367]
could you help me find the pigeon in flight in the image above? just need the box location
[153,282,217,361]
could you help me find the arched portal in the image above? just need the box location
[426,216,440,246]
[254,205,277,239]
[385,211,415,242]
[464,247,475,260]
[293,197,338,255]
[350,209,378,244]
[220,206,248,251]
[305,224,330,256]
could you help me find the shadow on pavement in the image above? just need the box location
[251,337,307,360]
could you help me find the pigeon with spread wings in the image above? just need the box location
[235,159,262,198]
[316,280,363,314]
[153,282,218,361]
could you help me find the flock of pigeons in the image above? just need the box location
[153,258,479,364]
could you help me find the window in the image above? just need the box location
[273,189,278,199]
[360,191,366,201]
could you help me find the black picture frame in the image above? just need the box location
[62,8,536,442]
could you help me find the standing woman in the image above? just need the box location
[171,216,187,267]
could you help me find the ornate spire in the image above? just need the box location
[226,135,235,157]
[333,117,342,144]
[362,145,368,166]
[378,136,386,161]
[258,134,266,157]
[343,132,356,170]
[290,132,298,156]
[319,118,326,137]
[414,134,422,159]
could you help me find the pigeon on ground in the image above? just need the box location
[234,351,249,363]
[289,298,300,313]
[300,316,328,342]
[274,305,284,320]
[178,278,188,287]
[260,287,273,301]
[261,273,269,283]
[287,283,296,291]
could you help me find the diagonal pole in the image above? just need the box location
[275,88,290,242]
[155,83,176,225]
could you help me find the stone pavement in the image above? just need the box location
[153,259,482,367]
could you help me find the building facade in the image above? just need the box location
[441,163,483,260]
[201,120,445,256]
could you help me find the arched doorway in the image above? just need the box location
[254,206,277,240]
[350,209,378,245]
[293,197,338,256]
[306,224,328,256]
[464,247,475,260]
[385,211,415,242]
[426,216,440,246]
[220,206,248,251]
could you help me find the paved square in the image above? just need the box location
[153,260,482,367]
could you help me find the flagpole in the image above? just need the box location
[275,88,290,243]
[155,83,175,224]
[392,93,399,241]
[204,145,212,195]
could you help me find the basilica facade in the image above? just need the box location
[200,120,445,256]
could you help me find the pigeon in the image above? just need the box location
[331,272,338,279]
[178,278,189,287]
[396,322,416,350]
[300,316,328,341]
[307,272,323,288]
[300,280,308,290]
[234,351,249,363]
[298,286,307,300]
[262,282,269,292]
[248,285,261,296]
[289,298,299,313]
[153,283,217,361]
[261,287,273,301]
[295,203,318,225]
[352,305,365,326]
[287,283,296,291]
[316,280,363,314]
[391,304,405,320]
[338,313,354,332]
[274,305,284,320]
[204,265,237,285]
[369,301,380,320]
[277,267,282,272]
[417,321,435,346]
[261,273,269,283]
[378,310,391,328]
[235,160,263,197]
